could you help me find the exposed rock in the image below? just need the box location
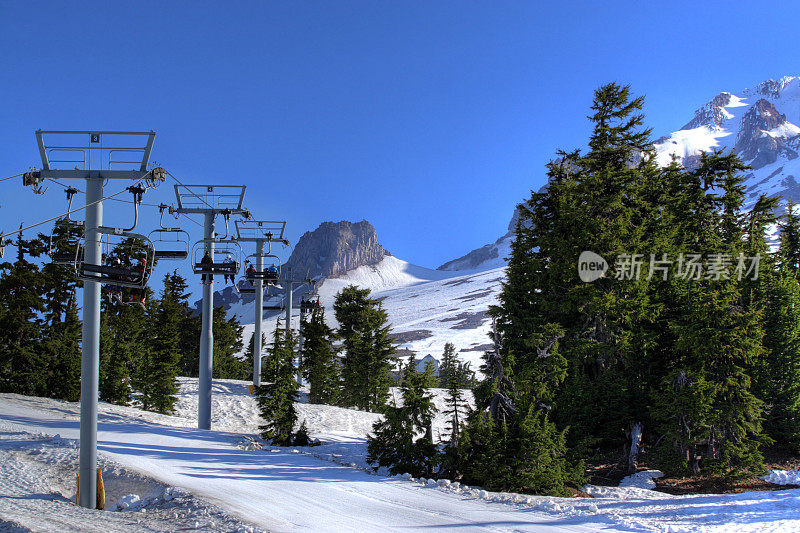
[735,99,799,169]
[682,92,733,130]
[282,220,389,280]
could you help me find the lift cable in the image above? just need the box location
[164,169,217,212]
[45,177,203,228]
[0,172,28,183]
[0,174,154,240]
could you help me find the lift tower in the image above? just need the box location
[29,131,161,509]
[268,267,317,380]
[175,185,247,430]
[234,220,289,387]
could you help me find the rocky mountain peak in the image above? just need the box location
[735,99,796,169]
[746,76,799,99]
[682,92,733,130]
[282,220,389,279]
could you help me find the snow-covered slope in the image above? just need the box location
[4,382,800,532]
[655,76,800,207]
[235,255,504,372]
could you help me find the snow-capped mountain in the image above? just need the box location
[439,75,800,274]
[231,76,800,371]
[216,219,502,371]
[655,76,800,206]
[206,220,390,314]
[437,208,518,272]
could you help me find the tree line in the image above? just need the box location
[0,226,248,414]
[362,83,800,497]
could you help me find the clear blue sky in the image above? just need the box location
[1,1,798,289]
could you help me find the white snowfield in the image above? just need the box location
[1,379,800,532]
[236,256,506,373]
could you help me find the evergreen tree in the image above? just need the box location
[0,232,47,396]
[244,330,267,381]
[334,285,397,411]
[44,296,82,401]
[133,272,185,414]
[367,356,438,477]
[256,328,299,445]
[300,305,340,404]
[438,343,457,388]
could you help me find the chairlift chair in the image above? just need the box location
[150,228,190,260]
[149,204,190,260]
[77,227,155,288]
[236,278,257,295]
[192,239,243,275]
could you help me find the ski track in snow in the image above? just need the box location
[2,379,800,532]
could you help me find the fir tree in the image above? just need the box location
[257,328,299,445]
[300,305,340,404]
[134,272,185,414]
[0,232,47,396]
[367,357,438,477]
[44,296,82,402]
[438,343,457,388]
[334,285,397,411]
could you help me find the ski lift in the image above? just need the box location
[191,238,243,275]
[77,227,155,288]
[237,279,257,294]
[241,254,281,285]
[263,298,285,311]
[300,294,321,314]
[149,204,189,260]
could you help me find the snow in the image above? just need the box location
[762,470,800,486]
[655,126,731,167]
[619,470,665,490]
[236,256,506,373]
[3,380,800,532]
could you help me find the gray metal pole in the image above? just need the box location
[285,281,292,337]
[199,212,215,430]
[78,177,103,508]
[253,239,264,387]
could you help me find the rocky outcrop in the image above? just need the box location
[682,92,733,130]
[282,220,389,280]
[734,99,799,169]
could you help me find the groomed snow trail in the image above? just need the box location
[0,394,610,532]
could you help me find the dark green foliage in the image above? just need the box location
[257,327,299,445]
[367,357,438,477]
[244,330,267,382]
[334,285,397,411]
[0,233,48,396]
[133,272,185,414]
[300,305,340,404]
[44,297,82,402]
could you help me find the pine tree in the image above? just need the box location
[367,357,438,477]
[300,305,340,404]
[257,328,299,445]
[244,330,267,381]
[334,285,397,411]
[0,232,47,396]
[133,272,185,414]
[652,151,768,475]
[44,296,82,402]
[438,343,457,388]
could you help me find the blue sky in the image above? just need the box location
[1,1,799,294]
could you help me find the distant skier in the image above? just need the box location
[200,251,213,284]
[246,262,257,285]
[222,254,236,284]
[266,263,279,283]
